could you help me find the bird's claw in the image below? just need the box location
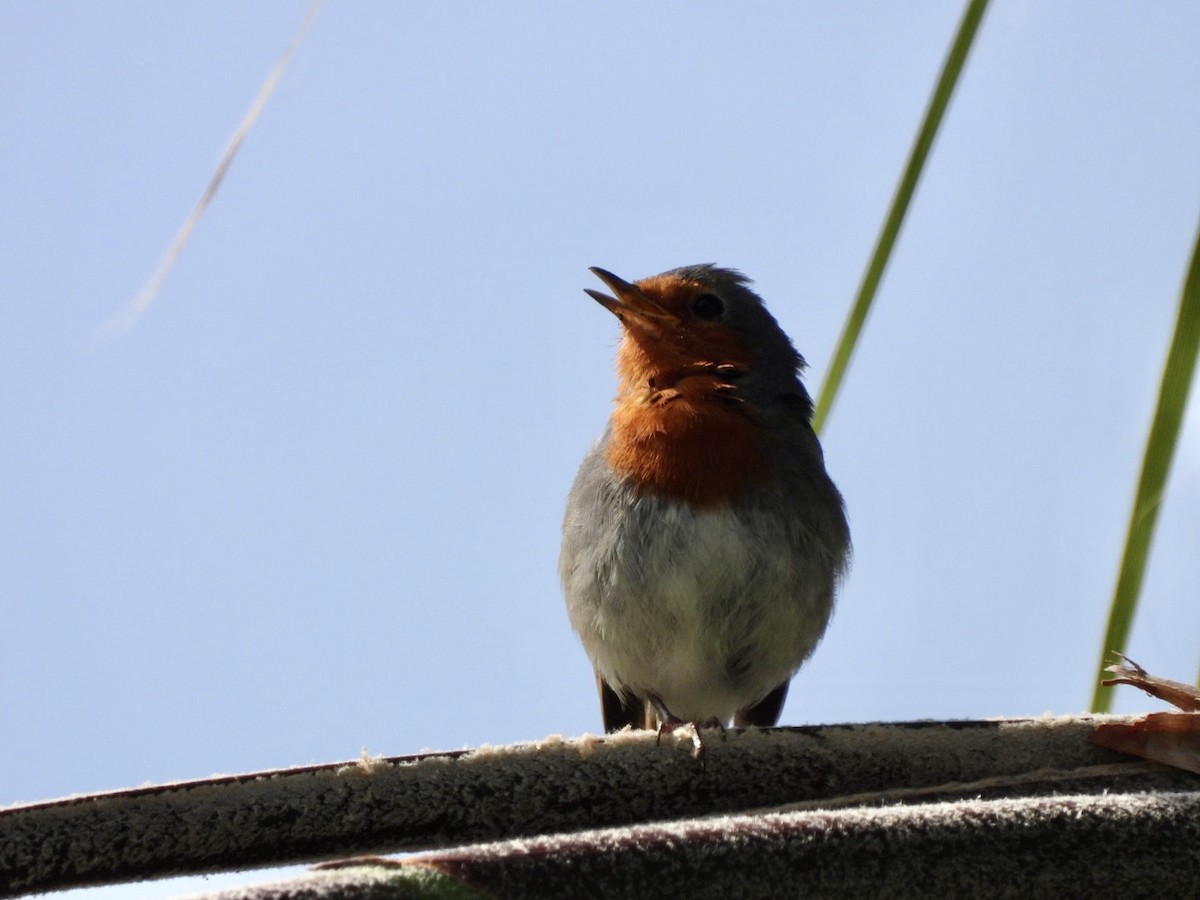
[648,696,725,760]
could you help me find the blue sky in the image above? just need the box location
[3,3,1200,896]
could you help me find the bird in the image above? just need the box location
[559,264,850,734]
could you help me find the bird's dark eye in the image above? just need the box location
[691,293,724,320]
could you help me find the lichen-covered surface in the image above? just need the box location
[2,716,1196,898]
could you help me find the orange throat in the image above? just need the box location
[605,374,767,509]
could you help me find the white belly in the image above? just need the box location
[562,494,833,723]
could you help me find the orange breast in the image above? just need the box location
[606,378,768,509]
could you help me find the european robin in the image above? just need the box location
[560,265,850,732]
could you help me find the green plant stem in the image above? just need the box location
[813,0,989,435]
[1091,219,1200,712]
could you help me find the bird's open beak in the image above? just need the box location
[585,267,676,334]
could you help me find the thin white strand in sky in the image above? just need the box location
[95,0,324,342]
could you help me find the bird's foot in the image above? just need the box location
[647,695,725,760]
